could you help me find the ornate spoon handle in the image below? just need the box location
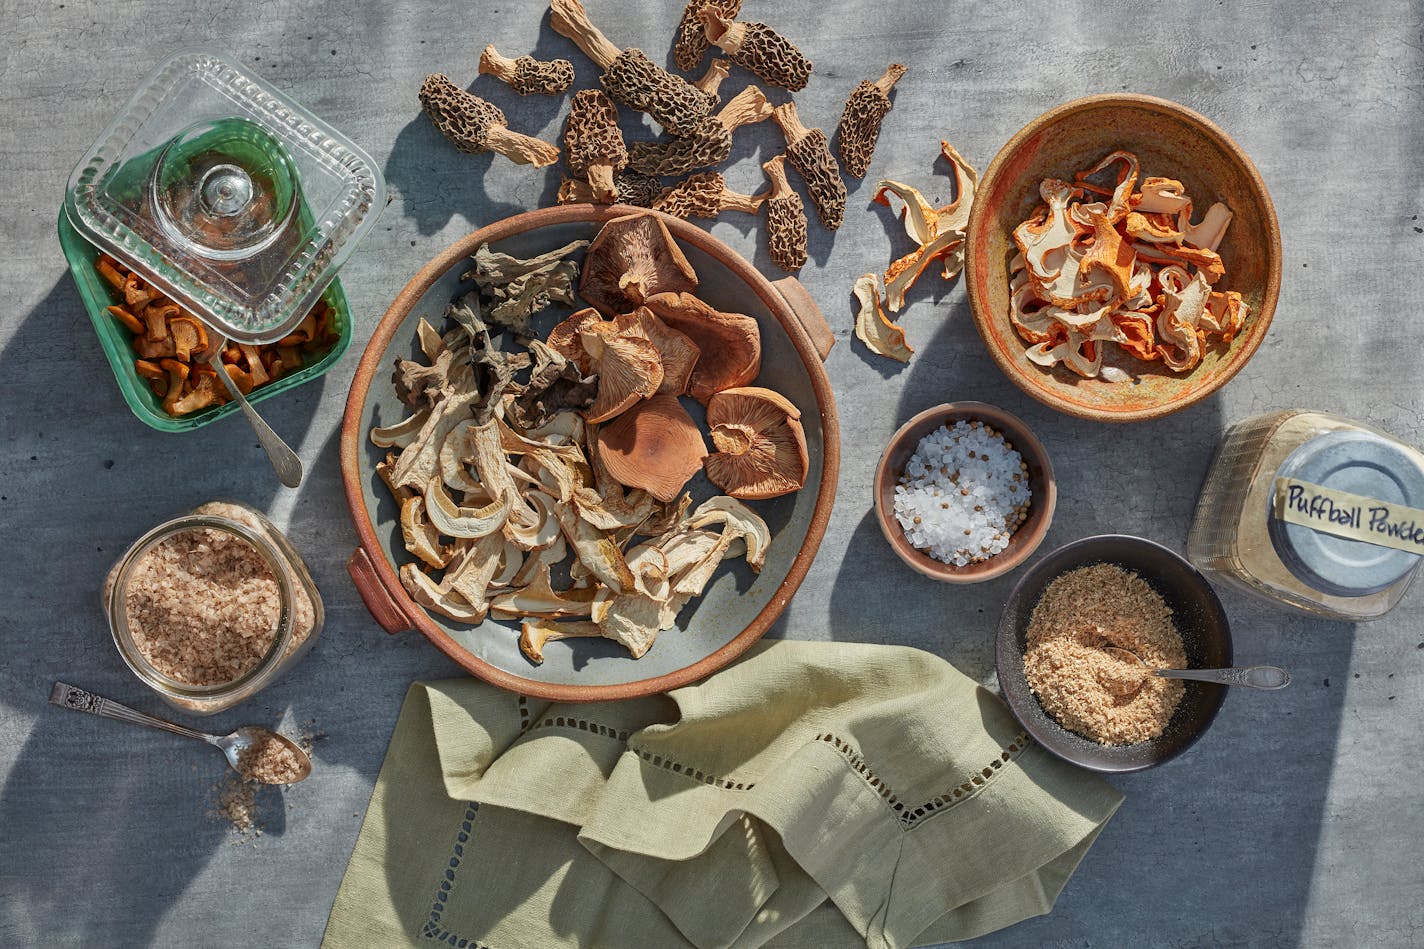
[49,682,217,743]
[1154,666,1291,690]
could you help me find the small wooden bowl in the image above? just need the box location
[964,93,1281,423]
[873,402,1056,583]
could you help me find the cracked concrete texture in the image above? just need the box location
[2,1,1423,946]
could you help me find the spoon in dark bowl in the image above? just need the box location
[1102,647,1290,691]
[49,682,312,784]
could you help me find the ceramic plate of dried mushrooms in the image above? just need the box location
[341,205,839,701]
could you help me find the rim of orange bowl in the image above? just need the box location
[964,93,1282,423]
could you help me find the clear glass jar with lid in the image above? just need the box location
[103,500,323,715]
[1187,411,1424,621]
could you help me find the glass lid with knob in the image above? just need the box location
[64,49,385,345]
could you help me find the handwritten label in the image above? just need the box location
[1273,478,1424,556]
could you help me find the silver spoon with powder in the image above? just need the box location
[48,682,312,784]
[1102,647,1291,691]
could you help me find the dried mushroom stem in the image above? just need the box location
[675,0,742,71]
[700,9,812,92]
[653,171,765,219]
[693,58,732,102]
[762,155,808,271]
[478,44,576,95]
[626,84,770,177]
[564,89,627,202]
[772,101,846,230]
[419,74,561,167]
[548,0,620,69]
[550,0,714,135]
[837,63,907,178]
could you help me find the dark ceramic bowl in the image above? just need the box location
[996,534,1232,772]
[874,402,1055,583]
[965,94,1281,422]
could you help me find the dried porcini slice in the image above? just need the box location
[419,74,560,167]
[837,64,907,178]
[1008,149,1240,379]
[652,171,765,220]
[596,393,708,502]
[763,154,808,272]
[643,291,761,402]
[478,45,575,96]
[852,272,912,363]
[580,212,698,315]
[703,386,809,499]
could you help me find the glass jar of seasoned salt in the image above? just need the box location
[103,501,323,715]
[1187,411,1424,621]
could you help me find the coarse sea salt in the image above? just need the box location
[893,420,1031,566]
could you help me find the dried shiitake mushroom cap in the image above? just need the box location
[703,386,808,499]
[478,45,576,95]
[580,212,699,315]
[596,393,708,502]
[643,291,761,402]
[700,9,812,91]
[675,0,742,71]
[837,63,907,178]
[419,74,561,167]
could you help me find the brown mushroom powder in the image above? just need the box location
[123,527,283,686]
[1023,564,1186,745]
[236,733,305,785]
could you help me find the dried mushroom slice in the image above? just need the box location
[419,74,560,167]
[652,171,765,220]
[595,394,708,503]
[627,84,772,177]
[762,155,807,272]
[580,212,698,315]
[852,272,912,363]
[577,317,664,423]
[519,619,603,665]
[674,0,742,71]
[563,90,627,202]
[772,102,845,230]
[643,291,761,402]
[700,9,812,91]
[702,386,808,499]
[549,0,715,136]
[478,45,576,96]
[837,64,907,178]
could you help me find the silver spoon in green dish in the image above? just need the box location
[1102,647,1291,690]
[48,682,312,784]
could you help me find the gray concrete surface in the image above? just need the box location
[4,1,1423,946]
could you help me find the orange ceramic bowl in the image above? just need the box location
[964,94,1281,423]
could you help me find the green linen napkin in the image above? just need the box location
[323,641,1122,949]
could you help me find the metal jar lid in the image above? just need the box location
[1268,429,1424,597]
[63,49,385,344]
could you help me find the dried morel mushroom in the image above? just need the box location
[693,58,732,105]
[627,84,772,177]
[700,9,812,92]
[674,0,742,71]
[702,387,809,499]
[580,212,699,315]
[762,155,807,272]
[556,169,661,207]
[652,171,765,220]
[419,74,561,167]
[549,0,715,136]
[563,90,627,203]
[773,102,845,230]
[478,45,576,96]
[837,63,907,178]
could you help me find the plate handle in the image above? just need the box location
[347,548,413,635]
[771,276,835,362]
